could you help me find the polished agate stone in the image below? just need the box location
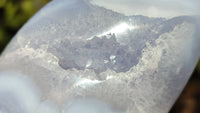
[0,0,200,113]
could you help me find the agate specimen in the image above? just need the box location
[0,0,200,113]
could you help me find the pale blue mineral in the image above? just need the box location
[0,0,200,113]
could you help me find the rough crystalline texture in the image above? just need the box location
[0,0,200,113]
